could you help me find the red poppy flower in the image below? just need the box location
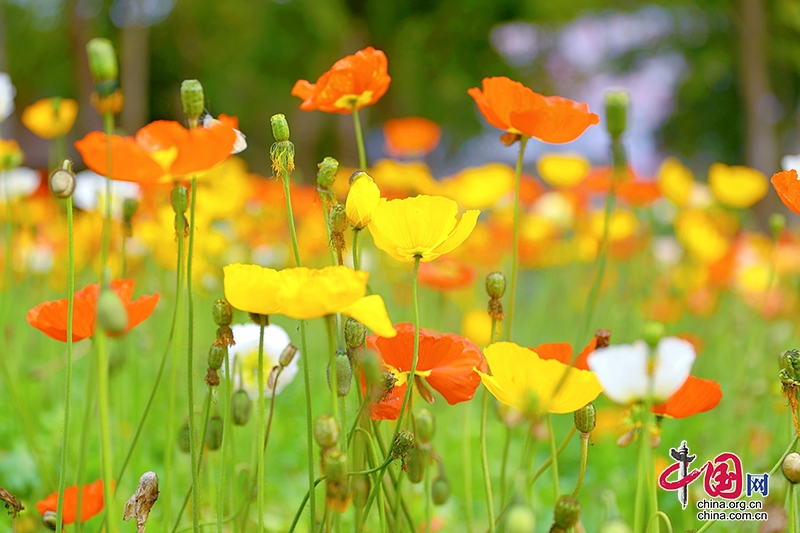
[532,338,597,371]
[363,323,487,420]
[467,77,599,143]
[771,169,800,214]
[383,117,441,158]
[652,376,721,418]
[418,256,477,292]
[580,167,660,206]
[291,47,391,114]
[36,479,111,524]
[74,116,238,184]
[27,279,159,342]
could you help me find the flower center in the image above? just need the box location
[385,363,432,388]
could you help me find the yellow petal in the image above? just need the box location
[279,266,369,319]
[657,157,694,207]
[21,97,79,139]
[346,172,381,228]
[223,263,283,315]
[708,162,768,208]
[439,163,515,209]
[428,209,480,261]
[476,370,523,411]
[339,294,396,338]
[536,153,590,188]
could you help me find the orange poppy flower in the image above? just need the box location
[532,338,597,371]
[418,256,477,292]
[74,115,238,184]
[771,169,800,214]
[467,77,599,143]
[27,279,159,342]
[652,376,721,418]
[291,47,391,114]
[363,323,487,420]
[383,117,441,158]
[36,479,111,524]
[579,167,660,206]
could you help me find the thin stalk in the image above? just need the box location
[99,112,114,272]
[634,424,648,533]
[547,414,560,497]
[499,426,512,508]
[424,454,432,533]
[506,136,529,341]
[480,391,495,533]
[288,478,327,533]
[646,512,673,533]
[95,333,117,533]
[353,229,361,271]
[352,106,367,170]
[326,315,340,446]
[257,317,267,533]
[73,363,97,533]
[463,402,475,533]
[572,433,589,497]
[186,176,200,533]
[217,351,232,533]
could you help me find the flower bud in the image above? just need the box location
[486,271,506,299]
[270,114,290,142]
[178,421,191,453]
[180,80,205,123]
[335,352,352,397]
[329,203,348,235]
[574,403,596,434]
[769,213,786,241]
[352,476,370,509]
[205,413,223,451]
[279,343,298,367]
[642,321,665,349]
[42,510,57,530]
[431,476,450,505]
[507,505,536,533]
[49,168,76,199]
[406,446,425,484]
[315,414,339,449]
[97,288,129,334]
[414,408,435,445]
[391,429,414,461]
[230,390,252,426]
[207,344,227,371]
[267,366,280,391]
[552,495,581,530]
[212,298,233,327]
[780,349,800,383]
[317,157,339,189]
[323,449,348,482]
[604,89,630,139]
[782,452,800,483]
[86,38,118,82]
[171,185,188,215]
[595,328,611,349]
[123,198,138,220]
[616,428,635,447]
[344,318,366,350]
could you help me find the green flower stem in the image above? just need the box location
[55,195,75,533]
[353,106,367,170]
[572,433,590,497]
[317,188,339,266]
[769,435,799,475]
[288,477,326,533]
[353,228,361,271]
[217,351,232,533]
[646,512,674,533]
[506,136,529,342]
[481,316,499,533]
[100,112,114,272]
[547,414,560,498]
[94,333,117,533]
[370,421,415,532]
[281,172,316,530]
[634,416,648,533]
[256,317,267,533]
[463,402,475,533]
[326,315,341,446]
[499,426,512,508]
[186,176,200,533]
[73,364,97,533]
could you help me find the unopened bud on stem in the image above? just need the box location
[604,89,630,139]
[181,80,204,124]
[86,38,118,82]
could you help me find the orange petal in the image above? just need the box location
[652,376,721,418]
[771,169,800,214]
[75,132,165,184]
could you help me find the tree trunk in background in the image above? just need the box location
[738,0,780,222]
[120,24,149,134]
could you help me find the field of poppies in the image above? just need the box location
[3,33,800,533]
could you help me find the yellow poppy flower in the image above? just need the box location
[0,139,23,171]
[657,157,694,207]
[675,210,729,264]
[438,163,514,209]
[476,342,603,415]
[223,264,396,337]
[536,153,590,188]
[588,209,639,241]
[21,97,78,139]
[367,195,480,263]
[346,171,380,229]
[708,162,767,208]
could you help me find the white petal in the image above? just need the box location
[74,171,142,219]
[0,167,40,200]
[228,323,300,397]
[0,72,16,123]
[587,341,649,404]
[781,154,800,172]
[652,337,695,401]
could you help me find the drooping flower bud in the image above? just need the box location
[213,298,234,327]
[279,343,298,367]
[574,403,596,434]
[551,495,581,532]
[770,213,786,241]
[335,352,352,397]
[486,271,506,299]
[604,89,630,139]
[315,414,339,449]
[782,452,800,483]
[205,413,223,450]
[49,168,76,199]
[431,476,450,505]
[270,114,291,142]
[507,505,536,533]
[86,38,118,82]
[230,390,252,426]
[180,80,205,124]
[642,321,665,349]
[42,510,58,530]
[406,446,425,484]
[414,408,435,446]
[345,318,366,351]
[171,185,188,215]
[317,156,339,190]
[97,287,129,333]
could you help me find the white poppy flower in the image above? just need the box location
[587,337,695,404]
[73,170,142,219]
[228,323,299,398]
[781,154,800,173]
[0,167,40,201]
[0,73,15,124]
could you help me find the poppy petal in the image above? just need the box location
[652,376,721,418]
[75,132,165,184]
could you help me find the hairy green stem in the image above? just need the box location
[186,176,200,533]
[572,433,590,497]
[506,136,529,341]
[353,106,367,170]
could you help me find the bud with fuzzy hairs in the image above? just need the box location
[97,287,128,333]
[574,403,596,434]
[782,452,800,483]
[49,168,76,199]
[431,476,450,505]
[230,390,252,426]
[181,80,205,126]
[315,415,339,449]
[86,38,118,82]
[317,156,339,190]
[414,408,435,446]
[550,496,581,533]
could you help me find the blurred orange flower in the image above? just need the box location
[467,77,598,143]
[36,479,110,525]
[772,169,800,214]
[418,256,477,292]
[292,47,391,114]
[383,117,441,158]
[27,279,159,342]
[533,338,597,371]
[652,376,721,418]
[75,116,238,184]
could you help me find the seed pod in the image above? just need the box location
[414,408,435,445]
[335,352,352,397]
[604,89,630,139]
[507,505,536,533]
[345,318,366,351]
[329,203,348,235]
[391,429,414,462]
[206,413,223,451]
[42,510,57,530]
[212,298,233,327]
[642,321,665,349]
[323,449,348,483]
[553,495,581,530]
[171,185,188,215]
[782,452,800,483]
[208,344,227,371]
[406,446,425,484]
[315,414,339,449]
[279,344,298,367]
[317,157,339,189]
[180,80,204,122]
[49,168,76,199]
[97,288,129,334]
[486,271,506,299]
[574,403,596,434]
[230,390,252,426]
[431,476,450,505]
[270,114,290,142]
[177,422,191,454]
[123,198,138,220]
[781,349,800,383]
[86,38,118,82]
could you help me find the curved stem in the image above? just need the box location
[646,511,673,533]
[352,107,367,171]
[288,477,327,533]
[186,176,200,533]
[506,136,528,342]
[572,433,589,497]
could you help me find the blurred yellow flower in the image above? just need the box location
[476,341,603,415]
[195,157,253,220]
[346,171,380,229]
[536,153,590,188]
[461,309,495,347]
[438,163,514,209]
[532,191,575,230]
[708,162,767,208]
[21,97,78,139]
[368,195,479,262]
[223,264,396,337]
[0,139,23,170]
[657,157,694,207]
[589,209,639,241]
[675,210,729,264]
